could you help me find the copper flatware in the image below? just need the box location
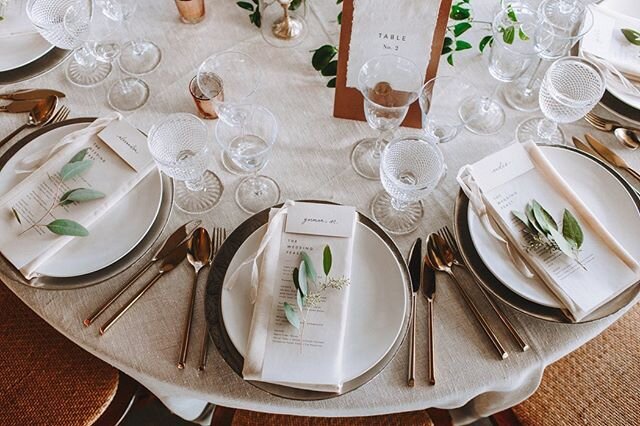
[0,96,58,149]
[572,136,600,158]
[99,242,188,335]
[0,99,42,113]
[0,88,66,101]
[421,253,436,385]
[84,220,201,326]
[407,237,422,387]
[585,133,640,183]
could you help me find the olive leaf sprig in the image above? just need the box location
[236,0,304,28]
[283,245,350,348]
[13,149,105,237]
[621,28,640,46]
[512,200,586,270]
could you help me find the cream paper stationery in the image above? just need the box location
[241,202,357,392]
[458,142,640,321]
[0,117,155,279]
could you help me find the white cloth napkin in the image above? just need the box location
[458,142,640,321]
[0,114,155,279]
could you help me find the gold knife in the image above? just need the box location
[585,134,640,183]
[572,136,601,159]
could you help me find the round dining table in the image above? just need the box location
[0,0,638,424]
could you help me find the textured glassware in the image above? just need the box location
[148,114,223,214]
[503,0,593,112]
[418,76,474,143]
[371,134,446,235]
[459,3,541,136]
[351,54,423,180]
[174,0,205,24]
[215,104,280,214]
[516,57,605,145]
[26,0,80,49]
[260,0,308,48]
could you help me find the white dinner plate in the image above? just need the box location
[221,221,408,382]
[467,145,640,308]
[0,122,163,277]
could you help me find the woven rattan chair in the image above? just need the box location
[492,304,640,426]
[0,283,138,426]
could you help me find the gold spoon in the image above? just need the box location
[426,233,508,359]
[614,128,640,151]
[0,96,58,149]
[178,228,212,369]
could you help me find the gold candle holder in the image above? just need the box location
[189,75,223,120]
[272,0,304,40]
[175,0,206,24]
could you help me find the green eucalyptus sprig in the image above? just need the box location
[283,245,350,346]
[512,200,586,270]
[13,149,105,237]
[621,28,640,46]
[236,0,304,28]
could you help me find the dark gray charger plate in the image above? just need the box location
[0,48,71,85]
[0,117,173,289]
[205,201,411,400]
[454,144,640,323]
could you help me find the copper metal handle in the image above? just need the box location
[407,293,417,387]
[198,326,210,371]
[625,166,640,184]
[477,286,529,351]
[99,271,164,335]
[84,260,154,326]
[427,298,435,385]
[178,270,201,369]
[448,270,508,359]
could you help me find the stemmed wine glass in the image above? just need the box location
[459,3,541,135]
[418,76,475,143]
[260,0,308,48]
[371,134,446,235]
[97,0,162,75]
[148,113,223,214]
[503,0,594,112]
[516,57,605,145]
[26,0,79,49]
[215,104,280,214]
[351,54,423,180]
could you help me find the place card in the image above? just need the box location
[285,202,356,238]
[333,0,453,127]
[98,120,153,173]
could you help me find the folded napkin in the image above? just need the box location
[0,115,156,279]
[458,142,640,321]
[226,201,357,392]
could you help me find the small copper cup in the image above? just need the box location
[189,75,222,120]
[175,0,206,24]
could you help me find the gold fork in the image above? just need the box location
[198,227,227,371]
[438,226,529,352]
[584,112,640,133]
[47,105,70,126]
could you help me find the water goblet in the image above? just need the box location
[459,3,541,135]
[371,134,446,235]
[351,54,423,180]
[26,0,80,49]
[418,76,475,143]
[503,0,594,112]
[516,57,605,145]
[215,104,280,214]
[148,114,224,214]
[260,0,308,48]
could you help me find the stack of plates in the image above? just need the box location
[0,118,172,288]
[454,145,640,323]
[204,203,411,400]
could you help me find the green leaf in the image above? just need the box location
[312,45,337,71]
[46,219,89,237]
[326,77,337,88]
[320,60,338,76]
[446,53,454,66]
[453,22,472,37]
[621,28,640,46]
[532,200,557,234]
[237,1,253,11]
[11,207,21,224]
[252,0,258,4]
[292,267,300,291]
[455,40,472,51]
[69,148,88,163]
[337,11,342,25]
[512,210,530,228]
[336,0,343,3]
[548,227,575,259]
[283,302,300,329]
[518,27,529,41]
[479,35,493,52]
[525,202,545,235]
[562,209,584,250]
[443,36,453,48]
[249,10,261,27]
[502,26,515,44]
[507,5,518,22]
[441,46,453,55]
[298,260,308,296]
[296,289,304,311]
[323,245,332,275]
[450,5,470,20]
[60,159,92,181]
[300,251,317,282]
[289,0,302,10]
[59,188,105,205]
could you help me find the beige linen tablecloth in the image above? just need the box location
[0,1,637,424]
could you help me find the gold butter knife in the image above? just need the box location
[585,134,640,183]
[572,136,600,159]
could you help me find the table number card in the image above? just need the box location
[334,0,453,127]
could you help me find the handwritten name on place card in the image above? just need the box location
[285,203,356,238]
[98,120,153,173]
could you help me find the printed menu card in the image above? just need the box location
[458,143,640,321]
[242,202,357,392]
[0,118,155,279]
